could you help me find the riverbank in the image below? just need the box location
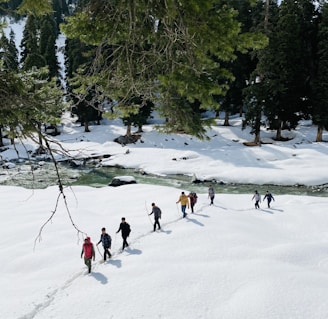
[0,114,327,188]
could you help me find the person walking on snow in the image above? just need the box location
[149,203,162,231]
[176,191,189,218]
[252,190,261,209]
[116,217,131,250]
[81,237,95,273]
[188,192,198,213]
[263,191,275,208]
[96,227,112,261]
[208,185,215,205]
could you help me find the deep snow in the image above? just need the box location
[1,115,328,319]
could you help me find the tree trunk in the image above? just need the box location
[0,126,4,147]
[275,119,282,140]
[239,105,243,117]
[84,120,90,132]
[254,132,261,146]
[36,122,43,147]
[223,112,230,126]
[264,0,270,31]
[126,124,132,137]
[254,114,261,146]
[136,125,143,133]
[316,126,323,142]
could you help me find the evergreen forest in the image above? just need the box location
[0,0,328,147]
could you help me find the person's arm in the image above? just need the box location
[116,224,121,233]
[108,235,112,249]
[92,245,95,261]
[96,235,102,246]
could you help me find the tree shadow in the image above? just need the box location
[90,272,108,285]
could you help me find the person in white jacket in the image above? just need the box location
[252,190,261,209]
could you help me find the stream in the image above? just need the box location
[0,161,327,197]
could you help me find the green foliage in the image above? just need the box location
[17,0,52,16]
[219,0,269,121]
[0,68,63,138]
[0,29,19,70]
[244,0,318,141]
[312,2,328,132]
[20,14,60,78]
[62,0,267,139]
[40,15,60,78]
[121,97,154,133]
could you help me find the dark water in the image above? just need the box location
[1,163,327,197]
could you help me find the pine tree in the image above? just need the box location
[243,0,278,144]
[219,0,266,126]
[40,15,59,78]
[20,15,46,70]
[0,29,19,71]
[312,2,328,141]
[244,0,317,142]
[61,0,266,139]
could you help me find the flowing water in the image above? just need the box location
[1,161,327,197]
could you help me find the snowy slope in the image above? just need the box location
[2,185,328,319]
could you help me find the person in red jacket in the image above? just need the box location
[81,237,95,273]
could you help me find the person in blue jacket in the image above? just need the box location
[263,191,275,208]
[96,227,112,261]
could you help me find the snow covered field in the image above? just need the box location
[1,116,328,319]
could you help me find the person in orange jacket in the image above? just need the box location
[176,191,189,218]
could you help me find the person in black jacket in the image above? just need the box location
[149,202,161,232]
[263,191,275,208]
[96,227,112,261]
[116,217,131,250]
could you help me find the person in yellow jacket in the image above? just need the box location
[176,191,190,218]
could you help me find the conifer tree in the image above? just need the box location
[62,0,266,139]
[243,0,278,144]
[219,0,265,126]
[312,2,328,142]
[244,0,317,142]
[40,15,59,78]
[20,15,46,70]
[0,29,18,71]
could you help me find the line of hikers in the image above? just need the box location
[252,190,275,209]
[81,217,131,273]
[82,188,275,273]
